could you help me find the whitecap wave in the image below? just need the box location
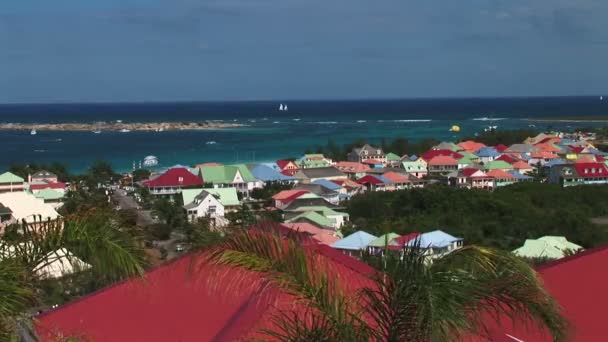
[314,121,338,124]
[392,119,432,122]
[356,120,367,123]
[272,121,280,124]
[292,118,301,121]
[472,117,506,121]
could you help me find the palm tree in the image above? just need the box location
[0,211,147,340]
[206,229,568,342]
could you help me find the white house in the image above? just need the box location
[182,188,240,228]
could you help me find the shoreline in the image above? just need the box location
[0,121,245,132]
[524,117,608,123]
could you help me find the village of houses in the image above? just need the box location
[1,130,605,275]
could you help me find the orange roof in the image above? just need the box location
[457,140,486,152]
[511,161,532,169]
[575,156,596,163]
[534,143,561,153]
[271,190,309,201]
[334,161,371,173]
[485,169,516,179]
[194,162,223,168]
[282,223,340,245]
[428,155,458,166]
[381,171,411,183]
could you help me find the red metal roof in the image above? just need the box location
[469,245,608,342]
[271,190,309,202]
[461,168,482,177]
[494,144,508,153]
[142,168,203,188]
[534,143,561,153]
[495,154,519,164]
[511,161,532,170]
[573,162,608,178]
[331,178,364,188]
[334,161,371,173]
[421,149,463,162]
[29,182,67,191]
[35,228,376,342]
[485,169,516,180]
[427,155,459,166]
[276,160,298,171]
[458,141,486,152]
[356,175,385,185]
[361,159,383,165]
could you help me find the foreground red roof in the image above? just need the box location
[573,162,608,179]
[36,228,376,342]
[421,149,463,162]
[461,168,482,177]
[357,175,386,185]
[142,168,203,188]
[472,246,608,341]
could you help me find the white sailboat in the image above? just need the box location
[30,128,37,135]
[284,104,288,111]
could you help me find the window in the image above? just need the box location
[209,206,217,214]
[178,177,184,183]
[592,168,596,174]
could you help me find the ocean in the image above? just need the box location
[0,97,606,173]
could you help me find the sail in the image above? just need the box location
[284,105,288,111]
[279,104,284,111]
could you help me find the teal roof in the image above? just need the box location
[34,188,64,201]
[385,152,401,161]
[181,188,240,206]
[484,160,513,170]
[0,172,24,183]
[286,211,334,227]
[199,165,257,184]
[368,233,401,247]
[513,236,583,259]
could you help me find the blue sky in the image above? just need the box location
[1,0,607,103]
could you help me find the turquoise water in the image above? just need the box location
[0,97,606,172]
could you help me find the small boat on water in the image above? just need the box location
[206,141,217,145]
[30,129,37,135]
[116,120,123,123]
[279,104,289,111]
[92,130,102,134]
[119,129,131,133]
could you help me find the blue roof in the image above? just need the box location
[507,170,533,180]
[249,164,295,182]
[588,148,607,156]
[475,147,501,158]
[519,153,531,160]
[409,155,418,161]
[406,230,462,248]
[331,231,377,250]
[544,159,567,167]
[312,179,342,191]
[374,175,393,184]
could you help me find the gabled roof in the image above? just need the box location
[181,188,240,207]
[334,161,371,173]
[331,230,377,250]
[286,211,334,228]
[534,142,561,153]
[543,158,568,167]
[485,169,516,180]
[434,142,461,151]
[391,233,421,247]
[295,167,345,179]
[351,144,384,156]
[495,154,519,164]
[385,152,401,161]
[494,144,508,152]
[276,160,298,170]
[406,230,462,248]
[143,167,202,188]
[199,165,257,184]
[0,192,60,223]
[330,178,364,189]
[357,175,392,185]
[511,161,532,170]
[282,223,339,245]
[271,190,310,201]
[457,140,486,152]
[368,233,401,247]
[421,149,463,162]
[0,172,24,183]
[507,170,533,180]
[381,171,411,183]
[35,231,376,341]
[530,151,559,159]
[361,159,384,165]
[311,179,343,191]
[460,168,486,178]
[513,236,583,260]
[573,162,608,178]
[248,164,295,182]
[505,143,537,153]
[483,160,513,170]
[474,147,501,158]
[427,155,458,166]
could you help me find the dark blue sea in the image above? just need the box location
[0,97,606,172]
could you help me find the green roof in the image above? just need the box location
[286,211,334,227]
[385,152,401,161]
[298,159,331,168]
[368,233,401,247]
[292,206,349,217]
[181,188,240,206]
[402,160,427,171]
[458,157,474,165]
[513,236,582,259]
[484,160,513,170]
[34,188,64,201]
[459,151,478,160]
[0,172,24,183]
[304,154,325,159]
[199,165,257,184]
